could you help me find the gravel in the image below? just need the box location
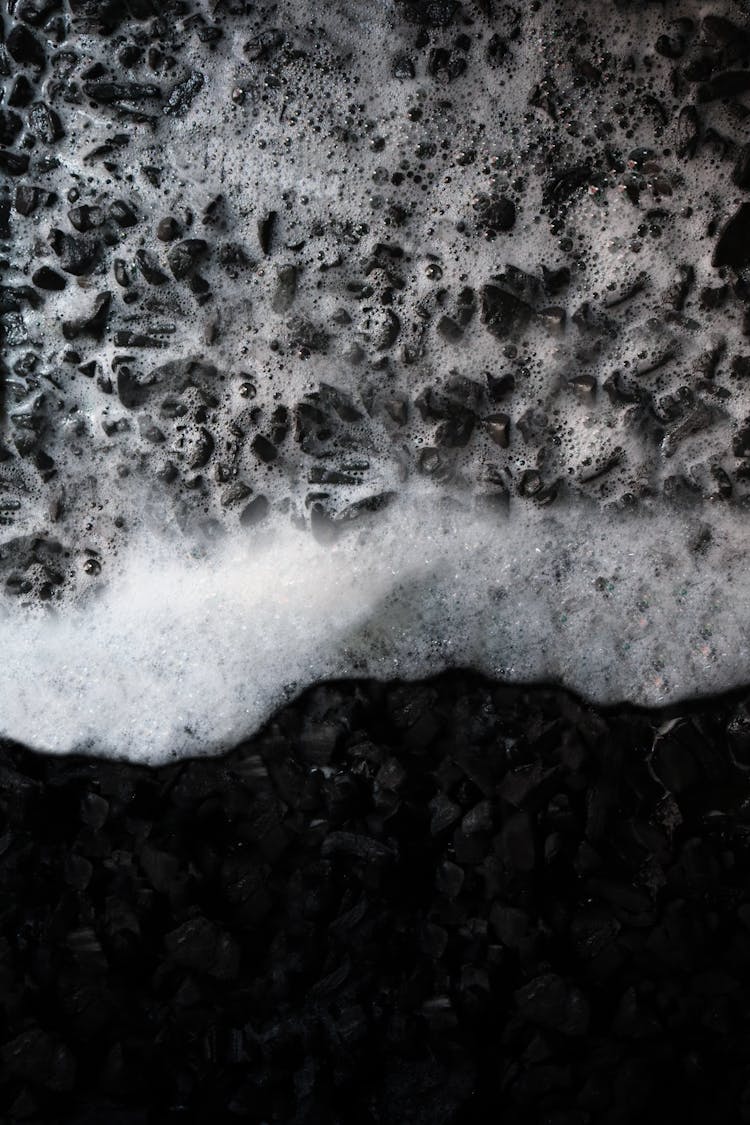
[3,676,750,1122]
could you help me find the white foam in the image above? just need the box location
[4,0,750,760]
[2,488,748,762]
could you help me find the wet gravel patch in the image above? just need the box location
[3,674,750,1123]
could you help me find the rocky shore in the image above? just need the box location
[3,674,750,1123]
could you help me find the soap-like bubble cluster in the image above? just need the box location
[3,0,750,759]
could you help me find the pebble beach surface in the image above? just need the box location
[5,0,750,1120]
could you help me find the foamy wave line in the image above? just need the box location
[2,489,748,763]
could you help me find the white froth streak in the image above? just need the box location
[2,489,750,763]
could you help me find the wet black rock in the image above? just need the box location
[48,229,99,275]
[544,163,592,208]
[0,108,22,148]
[108,199,138,227]
[713,202,750,271]
[31,265,66,291]
[156,216,181,241]
[167,238,208,280]
[515,973,590,1037]
[398,0,458,28]
[67,204,103,233]
[163,71,205,116]
[251,433,278,462]
[392,54,415,80]
[28,101,64,143]
[258,210,277,255]
[473,192,516,235]
[116,366,153,409]
[677,104,700,159]
[481,282,534,339]
[484,412,510,447]
[135,249,168,286]
[2,676,750,1120]
[655,32,687,59]
[0,149,30,176]
[6,23,46,68]
[542,264,571,293]
[15,184,54,216]
[8,75,35,108]
[437,314,463,342]
[244,28,285,61]
[165,917,239,980]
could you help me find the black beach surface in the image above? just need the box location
[4,678,750,1123]
[6,0,750,1121]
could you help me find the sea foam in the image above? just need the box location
[2,489,748,762]
[3,0,750,760]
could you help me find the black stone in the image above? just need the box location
[677,104,701,159]
[251,433,278,462]
[244,28,285,61]
[48,228,99,275]
[542,264,571,293]
[0,109,22,147]
[392,54,415,79]
[28,101,64,143]
[109,199,138,227]
[655,33,686,59]
[543,163,592,207]
[167,238,208,280]
[271,264,298,312]
[713,202,750,271]
[481,283,534,339]
[437,314,464,341]
[258,210,277,255]
[697,71,750,102]
[68,204,103,233]
[156,216,181,241]
[135,249,168,286]
[3,676,750,1119]
[117,366,154,408]
[32,265,66,291]
[6,23,46,68]
[514,973,590,1037]
[8,75,35,108]
[484,412,510,447]
[473,192,516,234]
[15,184,43,215]
[0,150,30,176]
[163,71,205,115]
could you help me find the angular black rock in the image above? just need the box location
[6,24,46,68]
[481,282,534,339]
[167,238,209,280]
